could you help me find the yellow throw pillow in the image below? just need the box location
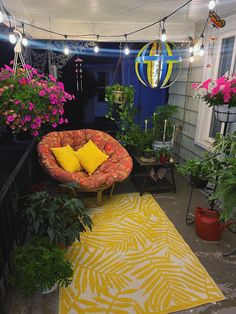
[74,140,109,175]
[51,145,82,173]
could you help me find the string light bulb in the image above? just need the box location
[22,24,28,47]
[0,9,3,23]
[199,44,205,56]
[190,53,194,63]
[94,35,99,53]
[189,39,194,53]
[9,29,16,44]
[124,34,130,55]
[63,35,69,55]
[161,20,167,42]
[208,0,216,10]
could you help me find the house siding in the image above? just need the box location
[169,22,206,162]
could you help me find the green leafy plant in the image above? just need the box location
[209,158,236,222]
[176,158,213,181]
[11,237,73,296]
[24,183,92,247]
[116,124,154,154]
[105,84,136,132]
[153,105,179,141]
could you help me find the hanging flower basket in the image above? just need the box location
[214,105,236,123]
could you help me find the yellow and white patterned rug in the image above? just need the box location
[59,193,224,314]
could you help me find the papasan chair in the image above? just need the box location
[37,129,133,204]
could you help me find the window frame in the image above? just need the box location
[195,27,236,149]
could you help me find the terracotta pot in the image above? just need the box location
[214,105,236,123]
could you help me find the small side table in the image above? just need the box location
[132,155,177,196]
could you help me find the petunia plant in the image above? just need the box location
[0,64,74,136]
[192,73,236,108]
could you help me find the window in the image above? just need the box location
[209,36,235,138]
[96,72,109,103]
[195,26,236,149]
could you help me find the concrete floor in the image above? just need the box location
[4,172,236,314]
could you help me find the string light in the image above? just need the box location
[189,37,194,53]
[94,35,99,53]
[22,24,28,46]
[199,34,205,57]
[63,35,69,55]
[190,52,194,63]
[161,21,167,42]
[208,0,216,10]
[124,34,130,55]
[9,28,16,44]
[0,9,3,23]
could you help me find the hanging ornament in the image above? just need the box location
[75,56,83,92]
[135,40,182,89]
[209,11,226,29]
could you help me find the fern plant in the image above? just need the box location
[24,183,92,246]
[11,237,73,296]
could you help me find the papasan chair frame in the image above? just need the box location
[37,129,133,205]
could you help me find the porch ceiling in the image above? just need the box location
[2,0,236,42]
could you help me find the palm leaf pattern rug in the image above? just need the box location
[59,193,224,314]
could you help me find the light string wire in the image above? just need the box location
[0,0,192,40]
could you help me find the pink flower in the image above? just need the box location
[35,117,41,124]
[24,64,32,70]
[15,100,20,105]
[32,130,39,137]
[25,115,32,122]
[201,78,212,89]
[64,118,68,124]
[7,115,14,122]
[49,74,56,82]
[58,118,64,124]
[19,77,27,85]
[211,86,220,96]
[58,108,64,115]
[224,93,231,103]
[29,102,35,111]
[30,123,38,129]
[52,122,57,128]
[52,109,57,115]
[39,90,46,96]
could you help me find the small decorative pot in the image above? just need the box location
[214,105,236,123]
[143,150,154,159]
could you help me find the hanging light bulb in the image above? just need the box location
[161,20,167,42]
[22,24,28,47]
[22,34,28,47]
[94,35,99,53]
[199,44,205,57]
[0,10,3,23]
[9,29,16,44]
[189,42,194,54]
[208,0,216,10]
[124,34,130,55]
[63,35,69,55]
[190,53,195,63]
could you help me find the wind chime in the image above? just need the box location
[75,57,83,92]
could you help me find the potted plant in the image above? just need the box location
[209,158,236,222]
[0,64,74,137]
[105,84,136,132]
[142,147,154,159]
[24,183,93,247]
[11,237,73,296]
[192,73,236,122]
[176,158,214,188]
[158,147,171,163]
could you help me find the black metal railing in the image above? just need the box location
[0,139,36,309]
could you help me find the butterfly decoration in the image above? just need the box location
[209,10,226,28]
